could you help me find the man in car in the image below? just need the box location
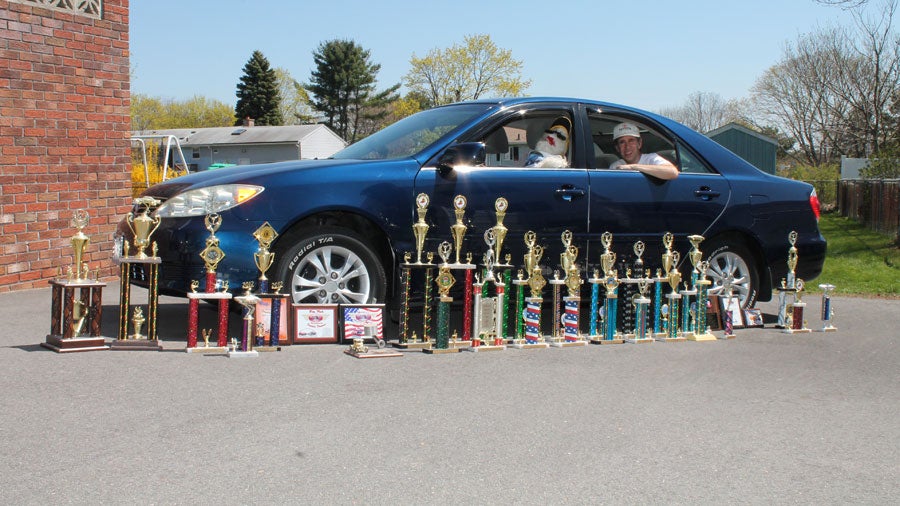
[609,122,679,180]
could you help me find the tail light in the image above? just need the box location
[809,188,821,221]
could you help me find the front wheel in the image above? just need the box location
[704,240,759,309]
[274,228,387,305]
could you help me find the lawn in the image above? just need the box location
[815,212,900,297]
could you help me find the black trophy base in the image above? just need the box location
[422,347,460,355]
[393,341,430,350]
[344,348,403,359]
[42,335,109,353]
[109,339,163,351]
[255,345,282,352]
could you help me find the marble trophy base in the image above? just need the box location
[422,346,460,355]
[590,337,625,345]
[464,343,506,352]
[815,326,838,333]
[393,341,430,350]
[718,333,737,340]
[781,327,812,335]
[510,340,549,349]
[185,345,228,354]
[109,338,163,351]
[625,334,654,344]
[345,348,403,359]
[227,349,259,358]
[550,339,588,348]
[450,339,471,349]
[42,335,109,353]
[686,332,717,342]
[656,336,687,343]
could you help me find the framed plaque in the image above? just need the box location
[341,304,385,343]
[743,308,764,328]
[292,304,339,344]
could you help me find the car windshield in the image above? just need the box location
[331,103,494,160]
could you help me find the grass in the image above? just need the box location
[815,212,900,297]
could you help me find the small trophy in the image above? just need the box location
[660,260,686,342]
[688,260,717,341]
[626,272,654,344]
[230,281,260,357]
[592,232,623,344]
[448,195,475,269]
[557,261,587,347]
[783,279,812,334]
[817,283,837,332]
[43,209,109,353]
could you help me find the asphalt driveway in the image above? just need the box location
[1,282,897,504]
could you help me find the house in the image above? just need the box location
[134,124,346,172]
[706,123,777,175]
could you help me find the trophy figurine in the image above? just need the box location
[129,307,146,340]
[492,197,510,267]
[817,283,837,332]
[448,195,475,269]
[253,222,278,294]
[413,193,431,265]
[69,209,91,282]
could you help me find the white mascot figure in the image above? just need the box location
[524,116,571,168]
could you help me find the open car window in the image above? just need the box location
[587,111,691,171]
[466,111,575,168]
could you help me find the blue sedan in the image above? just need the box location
[119,97,826,309]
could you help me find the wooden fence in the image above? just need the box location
[837,179,900,238]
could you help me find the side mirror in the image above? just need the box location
[436,142,486,176]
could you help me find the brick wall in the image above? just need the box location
[0,0,131,292]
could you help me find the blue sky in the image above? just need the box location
[130,0,849,112]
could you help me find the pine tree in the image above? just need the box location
[234,50,283,126]
[305,39,399,142]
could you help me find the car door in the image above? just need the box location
[413,106,591,274]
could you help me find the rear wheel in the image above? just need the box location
[704,239,759,309]
[274,228,387,305]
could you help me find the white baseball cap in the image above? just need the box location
[613,122,641,140]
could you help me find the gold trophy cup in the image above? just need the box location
[126,197,162,259]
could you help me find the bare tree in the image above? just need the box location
[658,91,748,133]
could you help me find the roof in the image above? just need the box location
[133,124,337,147]
[706,122,777,146]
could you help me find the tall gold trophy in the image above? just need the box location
[43,210,109,353]
[253,222,289,351]
[396,194,434,348]
[112,197,164,351]
[592,232,624,344]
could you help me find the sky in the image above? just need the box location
[129,0,853,113]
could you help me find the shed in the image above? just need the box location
[134,124,346,172]
[706,122,777,174]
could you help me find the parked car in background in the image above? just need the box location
[118,97,826,310]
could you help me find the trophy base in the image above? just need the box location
[816,326,838,333]
[445,263,476,270]
[255,345,282,352]
[450,340,472,349]
[109,339,163,351]
[590,338,624,345]
[227,349,259,358]
[782,328,812,334]
[625,337,654,344]
[186,346,228,354]
[344,348,403,359]
[463,344,506,352]
[656,336,687,343]
[550,340,588,348]
[422,347,460,355]
[686,333,717,342]
[42,335,109,353]
[718,333,737,340]
[393,341,430,350]
[510,341,549,349]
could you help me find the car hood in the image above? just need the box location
[142,158,406,200]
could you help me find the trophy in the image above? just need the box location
[448,195,475,269]
[113,198,163,351]
[626,272,653,343]
[187,213,231,353]
[817,283,837,332]
[252,222,288,350]
[783,279,812,334]
[588,268,602,338]
[558,261,587,346]
[230,281,261,357]
[592,232,624,344]
[466,239,507,353]
[396,194,437,348]
[660,258,686,342]
[413,193,431,265]
[424,242,460,354]
[492,197,510,267]
[43,209,109,353]
[777,231,800,328]
[512,232,549,349]
[688,260,717,341]
[718,273,737,339]
[253,222,278,293]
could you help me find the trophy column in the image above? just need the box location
[42,210,110,353]
[817,283,837,332]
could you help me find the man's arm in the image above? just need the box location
[619,162,679,180]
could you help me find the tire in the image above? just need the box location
[274,228,387,305]
[704,239,759,309]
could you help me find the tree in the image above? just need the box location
[305,39,400,142]
[131,94,235,130]
[274,68,317,125]
[404,34,531,107]
[657,91,747,133]
[234,50,283,126]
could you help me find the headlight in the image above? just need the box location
[155,184,264,218]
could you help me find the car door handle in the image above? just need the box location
[694,186,720,200]
[556,185,586,202]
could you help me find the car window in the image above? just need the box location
[469,112,575,168]
[587,111,681,171]
[675,141,715,174]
